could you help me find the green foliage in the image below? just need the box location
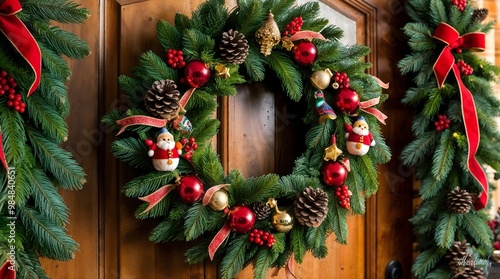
[104,0,391,278]
[400,0,500,277]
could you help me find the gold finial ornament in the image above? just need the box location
[255,12,281,56]
[267,198,294,233]
[310,69,333,90]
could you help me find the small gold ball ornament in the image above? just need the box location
[272,210,294,233]
[310,69,333,90]
[208,190,229,211]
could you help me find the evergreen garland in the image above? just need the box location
[104,0,390,278]
[399,0,500,278]
[0,0,89,278]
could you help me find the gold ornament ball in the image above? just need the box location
[310,69,333,90]
[208,190,229,211]
[272,210,294,233]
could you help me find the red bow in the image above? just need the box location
[0,0,42,96]
[432,23,488,210]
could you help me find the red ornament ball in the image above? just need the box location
[322,161,348,187]
[333,88,360,115]
[227,205,256,233]
[184,60,211,88]
[292,41,317,66]
[176,175,205,204]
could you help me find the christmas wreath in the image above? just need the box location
[0,0,89,278]
[104,0,390,278]
[398,0,500,278]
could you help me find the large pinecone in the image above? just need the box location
[447,240,472,273]
[472,8,489,24]
[447,187,472,214]
[253,202,271,220]
[460,266,485,279]
[144,79,180,120]
[294,187,329,227]
[219,29,249,65]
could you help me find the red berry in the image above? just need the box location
[192,142,198,150]
[0,71,6,77]
[19,108,25,113]
[189,137,195,144]
[184,153,192,161]
[6,101,12,107]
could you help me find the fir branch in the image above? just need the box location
[232,0,265,35]
[27,166,69,226]
[229,174,279,205]
[19,207,78,260]
[220,235,250,279]
[27,127,86,190]
[346,161,365,214]
[22,0,89,24]
[305,225,326,252]
[359,156,379,196]
[184,203,211,241]
[398,51,433,75]
[137,51,177,82]
[419,176,446,200]
[192,147,224,186]
[39,42,72,81]
[434,213,457,249]
[26,94,68,142]
[111,137,151,169]
[266,51,302,101]
[429,0,447,25]
[0,108,26,164]
[124,171,178,198]
[182,29,216,62]
[253,247,279,279]
[431,130,455,181]
[290,227,307,263]
[461,213,493,249]
[185,238,211,264]
[39,74,70,117]
[327,199,348,244]
[36,26,90,59]
[157,19,182,51]
[243,44,267,81]
[411,247,445,278]
[401,132,439,166]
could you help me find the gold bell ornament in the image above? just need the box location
[310,69,333,90]
[267,198,294,233]
[208,189,229,211]
[255,12,281,56]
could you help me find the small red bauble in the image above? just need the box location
[184,60,211,88]
[322,161,348,187]
[227,205,256,233]
[292,41,317,66]
[176,175,204,204]
[333,88,360,115]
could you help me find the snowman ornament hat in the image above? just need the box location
[344,116,375,156]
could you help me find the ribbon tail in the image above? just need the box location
[452,66,488,209]
[202,184,230,206]
[362,107,387,125]
[208,223,232,260]
[371,75,389,89]
[0,128,9,170]
[285,254,297,279]
[285,30,329,42]
[138,184,176,214]
[115,116,168,136]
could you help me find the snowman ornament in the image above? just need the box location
[146,128,182,171]
[344,116,375,156]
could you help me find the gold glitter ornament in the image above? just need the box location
[208,190,229,211]
[310,69,333,90]
[268,198,294,233]
[255,12,281,56]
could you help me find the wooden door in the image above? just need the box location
[41,0,414,278]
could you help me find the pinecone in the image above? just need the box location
[472,8,489,24]
[144,79,181,120]
[253,202,271,220]
[294,187,329,227]
[447,187,472,214]
[219,29,249,65]
[460,266,485,279]
[447,240,471,273]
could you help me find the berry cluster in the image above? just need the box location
[451,0,466,12]
[248,229,275,248]
[166,49,186,69]
[334,185,352,210]
[456,60,473,76]
[434,115,450,131]
[0,71,25,113]
[283,16,303,37]
[180,137,198,160]
[332,72,350,89]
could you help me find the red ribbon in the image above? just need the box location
[208,223,232,260]
[0,128,9,170]
[271,254,297,279]
[359,96,387,125]
[432,23,488,209]
[115,115,168,135]
[0,0,42,96]
[202,184,229,207]
[138,184,176,214]
[282,30,329,42]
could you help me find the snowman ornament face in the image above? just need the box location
[345,117,375,156]
[148,129,182,171]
